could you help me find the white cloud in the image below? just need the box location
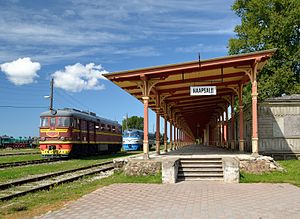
[52,63,108,92]
[0,57,41,85]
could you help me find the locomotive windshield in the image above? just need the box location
[40,117,72,127]
[50,117,56,126]
[40,117,49,127]
[57,117,71,127]
[123,130,142,138]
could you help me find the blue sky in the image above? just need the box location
[0,0,239,137]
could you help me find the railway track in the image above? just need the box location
[0,161,114,201]
[0,159,63,169]
[0,152,40,156]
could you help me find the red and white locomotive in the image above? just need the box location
[39,108,122,158]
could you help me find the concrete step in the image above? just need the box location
[177,177,223,181]
[180,159,222,163]
[179,167,223,172]
[179,163,223,168]
[177,172,223,177]
[180,160,222,165]
[180,157,222,160]
[177,158,224,181]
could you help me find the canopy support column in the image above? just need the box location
[220,114,224,147]
[169,119,173,150]
[142,96,149,159]
[251,61,259,155]
[181,129,183,147]
[174,124,177,149]
[252,80,258,155]
[238,83,244,152]
[230,95,235,150]
[225,105,228,148]
[155,94,160,155]
[164,115,168,152]
[155,112,160,155]
[203,128,207,145]
[178,128,181,148]
[206,124,210,146]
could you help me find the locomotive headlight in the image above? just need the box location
[60,136,65,141]
[40,137,46,141]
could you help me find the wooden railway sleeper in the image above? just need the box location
[0,164,113,201]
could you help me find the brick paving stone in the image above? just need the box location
[36,145,300,219]
[36,181,300,219]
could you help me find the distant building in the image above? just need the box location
[230,94,300,159]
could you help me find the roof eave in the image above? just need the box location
[103,48,277,79]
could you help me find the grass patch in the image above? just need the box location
[0,154,43,164]
[240,160,300,187]
[0,152,136,183]
[0,171,161,219]
[0,148,39,154]
[104,171,162,184]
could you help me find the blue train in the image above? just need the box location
[122,129,155,151]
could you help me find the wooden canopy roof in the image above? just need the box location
[104,49,276,139]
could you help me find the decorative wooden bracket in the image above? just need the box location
[235,58,260,83]
[226,85,239,96]
[221,95,231,105]
[216,103,227,113]
[137,77,160,98]
[160,94,171,106]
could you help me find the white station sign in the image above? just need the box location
[190,86,217,96]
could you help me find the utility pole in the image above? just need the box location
[50,78,54,111]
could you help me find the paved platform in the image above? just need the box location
[166,144,245,155]
[144,144,252,160]
[38,181,300,219]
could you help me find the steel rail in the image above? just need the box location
[0,152,40,156]
[0,158,62,169]
[0,161,114,201]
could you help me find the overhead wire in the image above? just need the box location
[0,105,47,109]
[0,78,98,113]
[55,89,90,110]
[0,79,50,109]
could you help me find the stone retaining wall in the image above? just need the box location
[113,158,161,176]
[223,157,239,183]
[239,155,284,174]
[113,154,284,184]
[162,158,180,184]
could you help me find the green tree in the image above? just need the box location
[154,132,165,144]
[229,0,300,104]
[122,116,144,130]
